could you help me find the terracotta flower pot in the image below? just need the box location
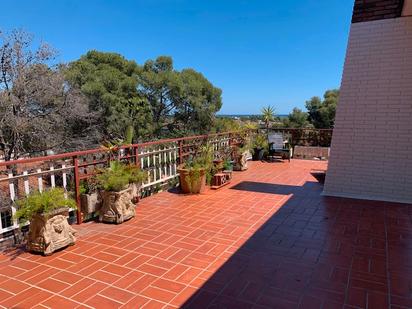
[27,208,76,256]
[177,167,206,194]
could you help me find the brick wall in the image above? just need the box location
[403,0,412,15]
[352,0,404,23]
[323,17,412,204]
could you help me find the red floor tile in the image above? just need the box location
[41,295,80,309]
[1,160,411,308]
[37,277,70,293]
[100,286,135,304]
[85,294,123,308]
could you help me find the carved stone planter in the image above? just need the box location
[80,192,101,215]
[99,185,137,224]
[27,208,76,256]
[233,152,248,171]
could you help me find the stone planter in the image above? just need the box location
[80,192,101,215]
[233,152,248,171]
[177,167,206,194]
[27,208,76,256]
[99,185,137,224]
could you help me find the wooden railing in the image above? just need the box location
[0,131,243,235]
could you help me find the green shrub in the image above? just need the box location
[181,143,215,188]
[252,134,269,150]
[97,161,146,192]
[223,159,233,171]
[79,177,99,195]
[15,188,76,224]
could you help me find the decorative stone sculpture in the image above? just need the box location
[233,151,248,171]
[27,208,76,256]
[99,185,136,224]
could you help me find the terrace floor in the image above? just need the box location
[1,160,412,309]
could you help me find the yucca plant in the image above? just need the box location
[101,125,135,159]
[15,188,76,225]
[261,105,276,130]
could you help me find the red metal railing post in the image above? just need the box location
[73,156,82,225]
[178,140,183,166]
[135,145,140,168]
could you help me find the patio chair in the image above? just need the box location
[267,132,292,162]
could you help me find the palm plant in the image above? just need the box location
[261,105,276,130]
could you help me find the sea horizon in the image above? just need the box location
[217,114,288,118]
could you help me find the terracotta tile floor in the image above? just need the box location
[1,160,412,309]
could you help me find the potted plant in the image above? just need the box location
[252,134,269,161]
[79,177,101,217]
[223,159,233,171]
[178,144,213,194]
[96,161,146,224]
[15,188,77,256]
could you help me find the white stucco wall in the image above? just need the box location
[323,16,412,204]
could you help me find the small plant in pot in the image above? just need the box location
[223,159,233,171]
[96,161,146,224]
[252,134,269,161]
[178,144,213,194]
[15,188,77,256]
[79,177,101,218]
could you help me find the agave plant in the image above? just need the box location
[101,125,135,158]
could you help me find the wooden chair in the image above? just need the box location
[268,132,292,162]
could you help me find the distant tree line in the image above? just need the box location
[281,89,339,129]
[213,89,339,134]
[0,29,222,161]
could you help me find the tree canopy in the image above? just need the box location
[305,89,339,129]
[65,51,152,141]
[66,53,223,141]
[283,108,311,128]
[0,30,100,161]
[139,57,222,137]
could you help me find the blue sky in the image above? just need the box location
[1,0,353,115]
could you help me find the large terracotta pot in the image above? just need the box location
[99,184,138,224]
[177,167,206,194]
[27,208,76,256]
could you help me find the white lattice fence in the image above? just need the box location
[0,131,245,236]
